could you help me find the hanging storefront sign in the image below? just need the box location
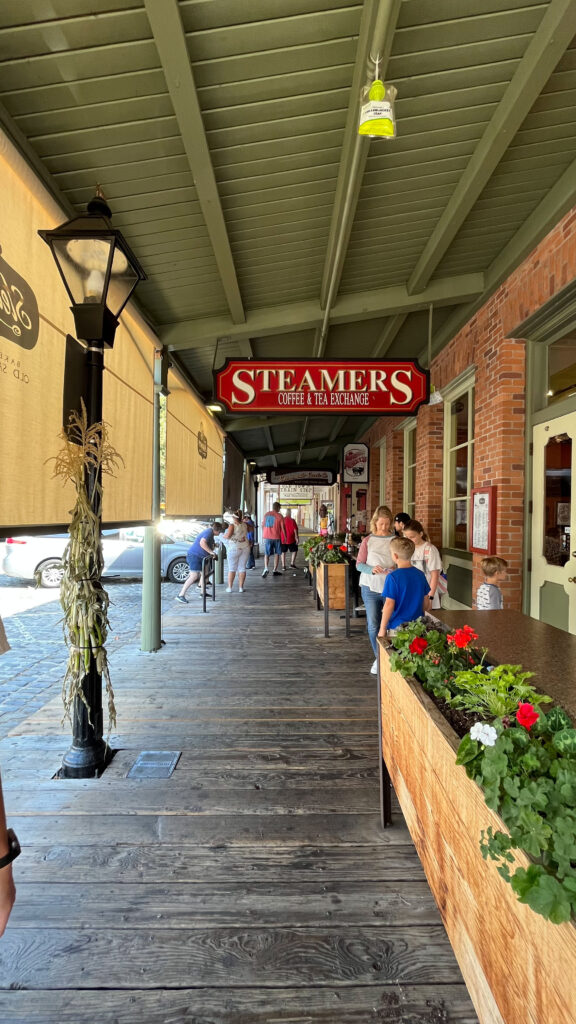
[342,443,369,483]
[215,359,428,415]
[268,468,335,485]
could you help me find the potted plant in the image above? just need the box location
[302,534,350,610]
[378,620,576,1024]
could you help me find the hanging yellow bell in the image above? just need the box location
[358,80,397,139]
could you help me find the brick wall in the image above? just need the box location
[359,203,576,610]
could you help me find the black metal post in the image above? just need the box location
[377,655,393,827]
[61,341,107,778]
[344,562,351,638]
[323,562,330,638]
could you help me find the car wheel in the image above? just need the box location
[166,558,190,584]
[37,558,65,588]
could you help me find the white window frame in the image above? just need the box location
[377,438,387,506]
[402,417,417,519]
[442,369,476,551]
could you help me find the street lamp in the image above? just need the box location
[39,193,146,777]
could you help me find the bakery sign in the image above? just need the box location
[0,245,39,350]
[215,359,429,415]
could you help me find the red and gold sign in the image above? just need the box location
[215,359,429,414]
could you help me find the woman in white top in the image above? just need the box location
[404,519,443,610]
[356,505,396,674]
[223,510,250,593]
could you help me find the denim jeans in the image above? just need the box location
[361,585,385,657]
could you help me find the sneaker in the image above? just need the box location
[272,570,281,576]
[370,660,378,675]
[262,569,269,578]
[225,587,233,593]
[175,595,188,604]
[238,587,244,593]
[282,567,287,571]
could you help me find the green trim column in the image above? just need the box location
[141,351,169,652]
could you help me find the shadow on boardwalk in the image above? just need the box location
[0,568,477,1023]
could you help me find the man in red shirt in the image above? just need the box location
[280,508,299,570]
[261,501,284,577]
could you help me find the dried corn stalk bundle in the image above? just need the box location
[49,403,123,733]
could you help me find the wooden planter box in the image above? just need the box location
[315,561,347,610]
[378,644,576,1024]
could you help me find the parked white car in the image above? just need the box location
[2,528,194,588]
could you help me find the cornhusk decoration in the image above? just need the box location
[47,402,122,735]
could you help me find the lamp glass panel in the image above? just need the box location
[106,245,139,317]
[52,236,113,305]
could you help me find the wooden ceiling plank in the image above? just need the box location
[143,0,245,324]
[424,153,576,362]
[407,0,576,295]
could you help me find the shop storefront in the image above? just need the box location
[360,206,576,634]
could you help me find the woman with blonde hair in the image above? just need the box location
[356,505,396,674]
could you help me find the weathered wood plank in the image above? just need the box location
[9,879,439,928]
[2,783,380,815]
[0,985,479,1022]
[9,812,405,846]
[14,844,425,883]
[0,925,464,988]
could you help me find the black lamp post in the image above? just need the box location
[39,193,146,777]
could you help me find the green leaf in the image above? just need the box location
[512,869,572,924]
[455,734,480,765]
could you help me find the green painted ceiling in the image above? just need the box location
[1,0,576,469]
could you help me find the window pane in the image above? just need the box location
[450,393,469,448]
[449,446,468,496]
[548,335,576,406]
[448,499,468,550]
[543,433,571,565]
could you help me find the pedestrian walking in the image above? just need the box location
[176,522,223,603]
[223,511,250,592]
[243,512,256,569]
[280,508,299,569]
[261,501,284,577]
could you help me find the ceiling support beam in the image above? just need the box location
[407,0,576,296]
[222,415,298,433]
[143,0,245,324]
[316,0,403,357]
[162,272,484,350]
[421,154,576,363]
[318,416,348,461]
[264,426,277,468]
[372,314,407,358]
[249,434,358,461]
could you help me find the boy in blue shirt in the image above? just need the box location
[377,536,430,639]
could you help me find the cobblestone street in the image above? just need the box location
[0,574,179,740]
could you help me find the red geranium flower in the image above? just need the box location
[516,702,539,730]
[339,545,347,552]
[449,628,475,649]
[326,544,333,549]
[462,624,479,641]
[409,637,428,655]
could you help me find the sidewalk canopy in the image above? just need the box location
[1,1,576,470]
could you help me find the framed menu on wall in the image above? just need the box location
[470,486,497,554]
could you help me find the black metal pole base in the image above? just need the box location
[60,738,107,779]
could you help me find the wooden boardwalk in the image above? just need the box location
[0,569,477,1023]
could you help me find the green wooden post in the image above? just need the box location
[141,352,168,651]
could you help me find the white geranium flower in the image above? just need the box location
[470,722,498,747]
